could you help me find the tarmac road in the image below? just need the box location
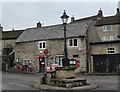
[2,72,120,92]
[2,72,39,90]
[76,74,119,90]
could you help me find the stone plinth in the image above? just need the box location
[55,66,76,79]
[50,78,88,88]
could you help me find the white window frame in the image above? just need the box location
[107,47,116,54]
[22,59,32,65]
[38,41,46,49]
[68,38,78,47]
[102,36,114,41]
[110,36,114,41]
[103,25,112,31]
[55,55,63,67]
[102,36,107,41]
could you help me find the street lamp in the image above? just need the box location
[60,10,69,66]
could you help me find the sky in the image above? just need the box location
[0,0,120,31]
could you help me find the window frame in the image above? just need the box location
[102,36,114,41]
[68,38,78,47]
[107,47,116,54]
[22,59,32,65]
[55,55,63,67]
[110,36,114,41]
[102,36,107,41]
[103,25,112,31]
[38,41,46,49]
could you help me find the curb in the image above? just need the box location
[3,70,41,75]
[3,70,119,76]
[76,73,119,76]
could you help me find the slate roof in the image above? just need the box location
[90,40,120,44]
[16,18,93,43]
[2,30,25,40]
[95,14,120,26]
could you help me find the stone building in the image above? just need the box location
[89,8,120,73]
[15,16,96,73]
[15,8,120,74]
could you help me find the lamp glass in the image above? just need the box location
[60,10,69,24]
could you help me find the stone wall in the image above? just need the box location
[95,25,119,41]
[90,42,120,73]
[91,43,120,55]
[89,24,120,73]
[15,37,87,72]
[15,41,39,72]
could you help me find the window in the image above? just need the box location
[22,59,32,66]
[102,36,114,41]
[102,36,108,41]
[55,56,63,67]
[68,39,78,47]
[16,58,19,63]
[69,60,76,64]
[38,41,46,49]
[73,55,78,58]
[110,36,113,41]
[103,25,112,31]
[107,47,116,54]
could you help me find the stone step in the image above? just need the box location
[50,78,89,88]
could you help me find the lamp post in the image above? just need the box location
[60,10,69,66]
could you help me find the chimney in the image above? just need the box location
[116,8,120,15]
[0,24,3,31]
[71,15,75,22]
[37,21,41,28]
[12,28,14,31]
[117,8,119,12]
[97,8,103,18]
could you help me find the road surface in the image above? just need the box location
[2,72,120,91]
[2,72,39,90]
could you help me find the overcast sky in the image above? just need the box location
[0,0,120,31]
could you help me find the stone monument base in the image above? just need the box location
[55,66,76,79]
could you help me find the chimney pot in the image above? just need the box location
[37,21,41,27]
[71,15,75,22]
[0,24,3,31]
[117,8,119,13]
[98,8,103,18]
[12,28,14,31]
[116,8,120,16]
